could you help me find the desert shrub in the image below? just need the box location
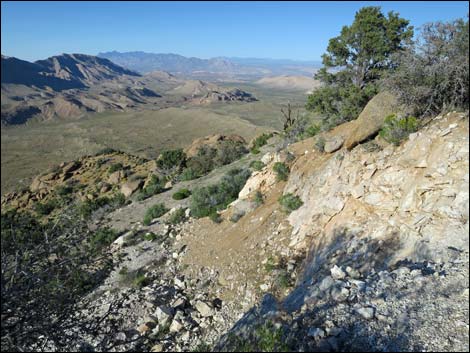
[383,18,469,116]
[304,123,321,137]
[273,162,290,182]
[314,136,326,152]
[55,184,74,196]
[250,146,261,154]
[34,198,59,215]
[143,203,169,225]
[167,208,187,224]
[278,193,303,213]
[252,190,264,206]
[230,210,245,223]
[185,145,217,176]
[214,140,248,166]
[250,160,265,171]
[78,193,125,218]
[190,168,251,218]
[379,114,419,145]
[143,232,158,241]
[173,188,191,200]
[136,174,164,201]
[156,149,186,174]
[179,167,200,181]
[95,147,116,155]
[209,211,222,224]
[108,162,123,174]
[251,132,273,150]
[89,227,118,254]
[133,271,150,288]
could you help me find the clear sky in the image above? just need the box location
[1,1,468,62]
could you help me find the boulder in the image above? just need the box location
[121,179,143,197]
[324,136,344,153]
[194,301,214,317]
[108,170,125,185]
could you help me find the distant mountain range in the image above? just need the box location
[98,51,321,78]
[1,53,258,125]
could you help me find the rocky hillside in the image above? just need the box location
[1,96,468,351]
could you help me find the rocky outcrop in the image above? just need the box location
[184,134,247,158]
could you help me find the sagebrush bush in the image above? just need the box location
[314,136,326,152]
[156,149,186,174]
[172,188,191,200]
[34,198,59,215]
[136,174,164,201]
[108,163,123,173]
[143,203,169,225]
[273,162,290,182]
[179,167,200,181]
[167,208,186,224]
[252,190,264,206]
[251,133,273,150]
[190,168,251,218]
[250,160,266,171]
[89,227,118,254]
[278,193,303,213]
[379,114,419,145]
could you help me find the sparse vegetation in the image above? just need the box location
[89,227,119,254]
[253,190,265,206]
[108,162,124,173]
[78,193,126,218]
[172,188,191,200]
[136,174,164,201]
[190,168,251,218]
[379,114,419,145]
[34,198,59,215]
[156,149,187,175]
[278,193,303,213]
[55,184,74,196]
[143,232,159,241]
[167,208,187,224]
[251,132,273,150]
[209,211,223,224]
[143,203,169,225]
[250,160,266,171]
[179,167,200,181]
[273,162,290,182]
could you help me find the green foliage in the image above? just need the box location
[78,193,126,218]
[34,198,59,215]
[307,6,413,127]
[143,232,158,241]
[214,140,248,166]
[304,123,321,138]
[136,174,164,201]
[89,227,118,254]
[383,17,469,116]
[273,162,290,182]
[250,160,266,171]
[179,167,200,181]
[250,147,261,154]
[379,114,419,145]
[190,168,251,219]
[133,271,150,288]
[167,208,187,225]
[278,193,303,213]
[156,149,186,173]
[209,211,223,224]
[172,188,191,200]
[143,203,169,225]
[55,184,74,196]
[252,190,264,206]
[108,162,123,173]
[264,256,277,272]
[251,132,273,149]
[226,322,289,352]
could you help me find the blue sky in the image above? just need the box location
[1,1,468,62]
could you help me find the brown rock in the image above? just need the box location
[62,161,81,174]
[108,170,124,185]
[121,179,143,197]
